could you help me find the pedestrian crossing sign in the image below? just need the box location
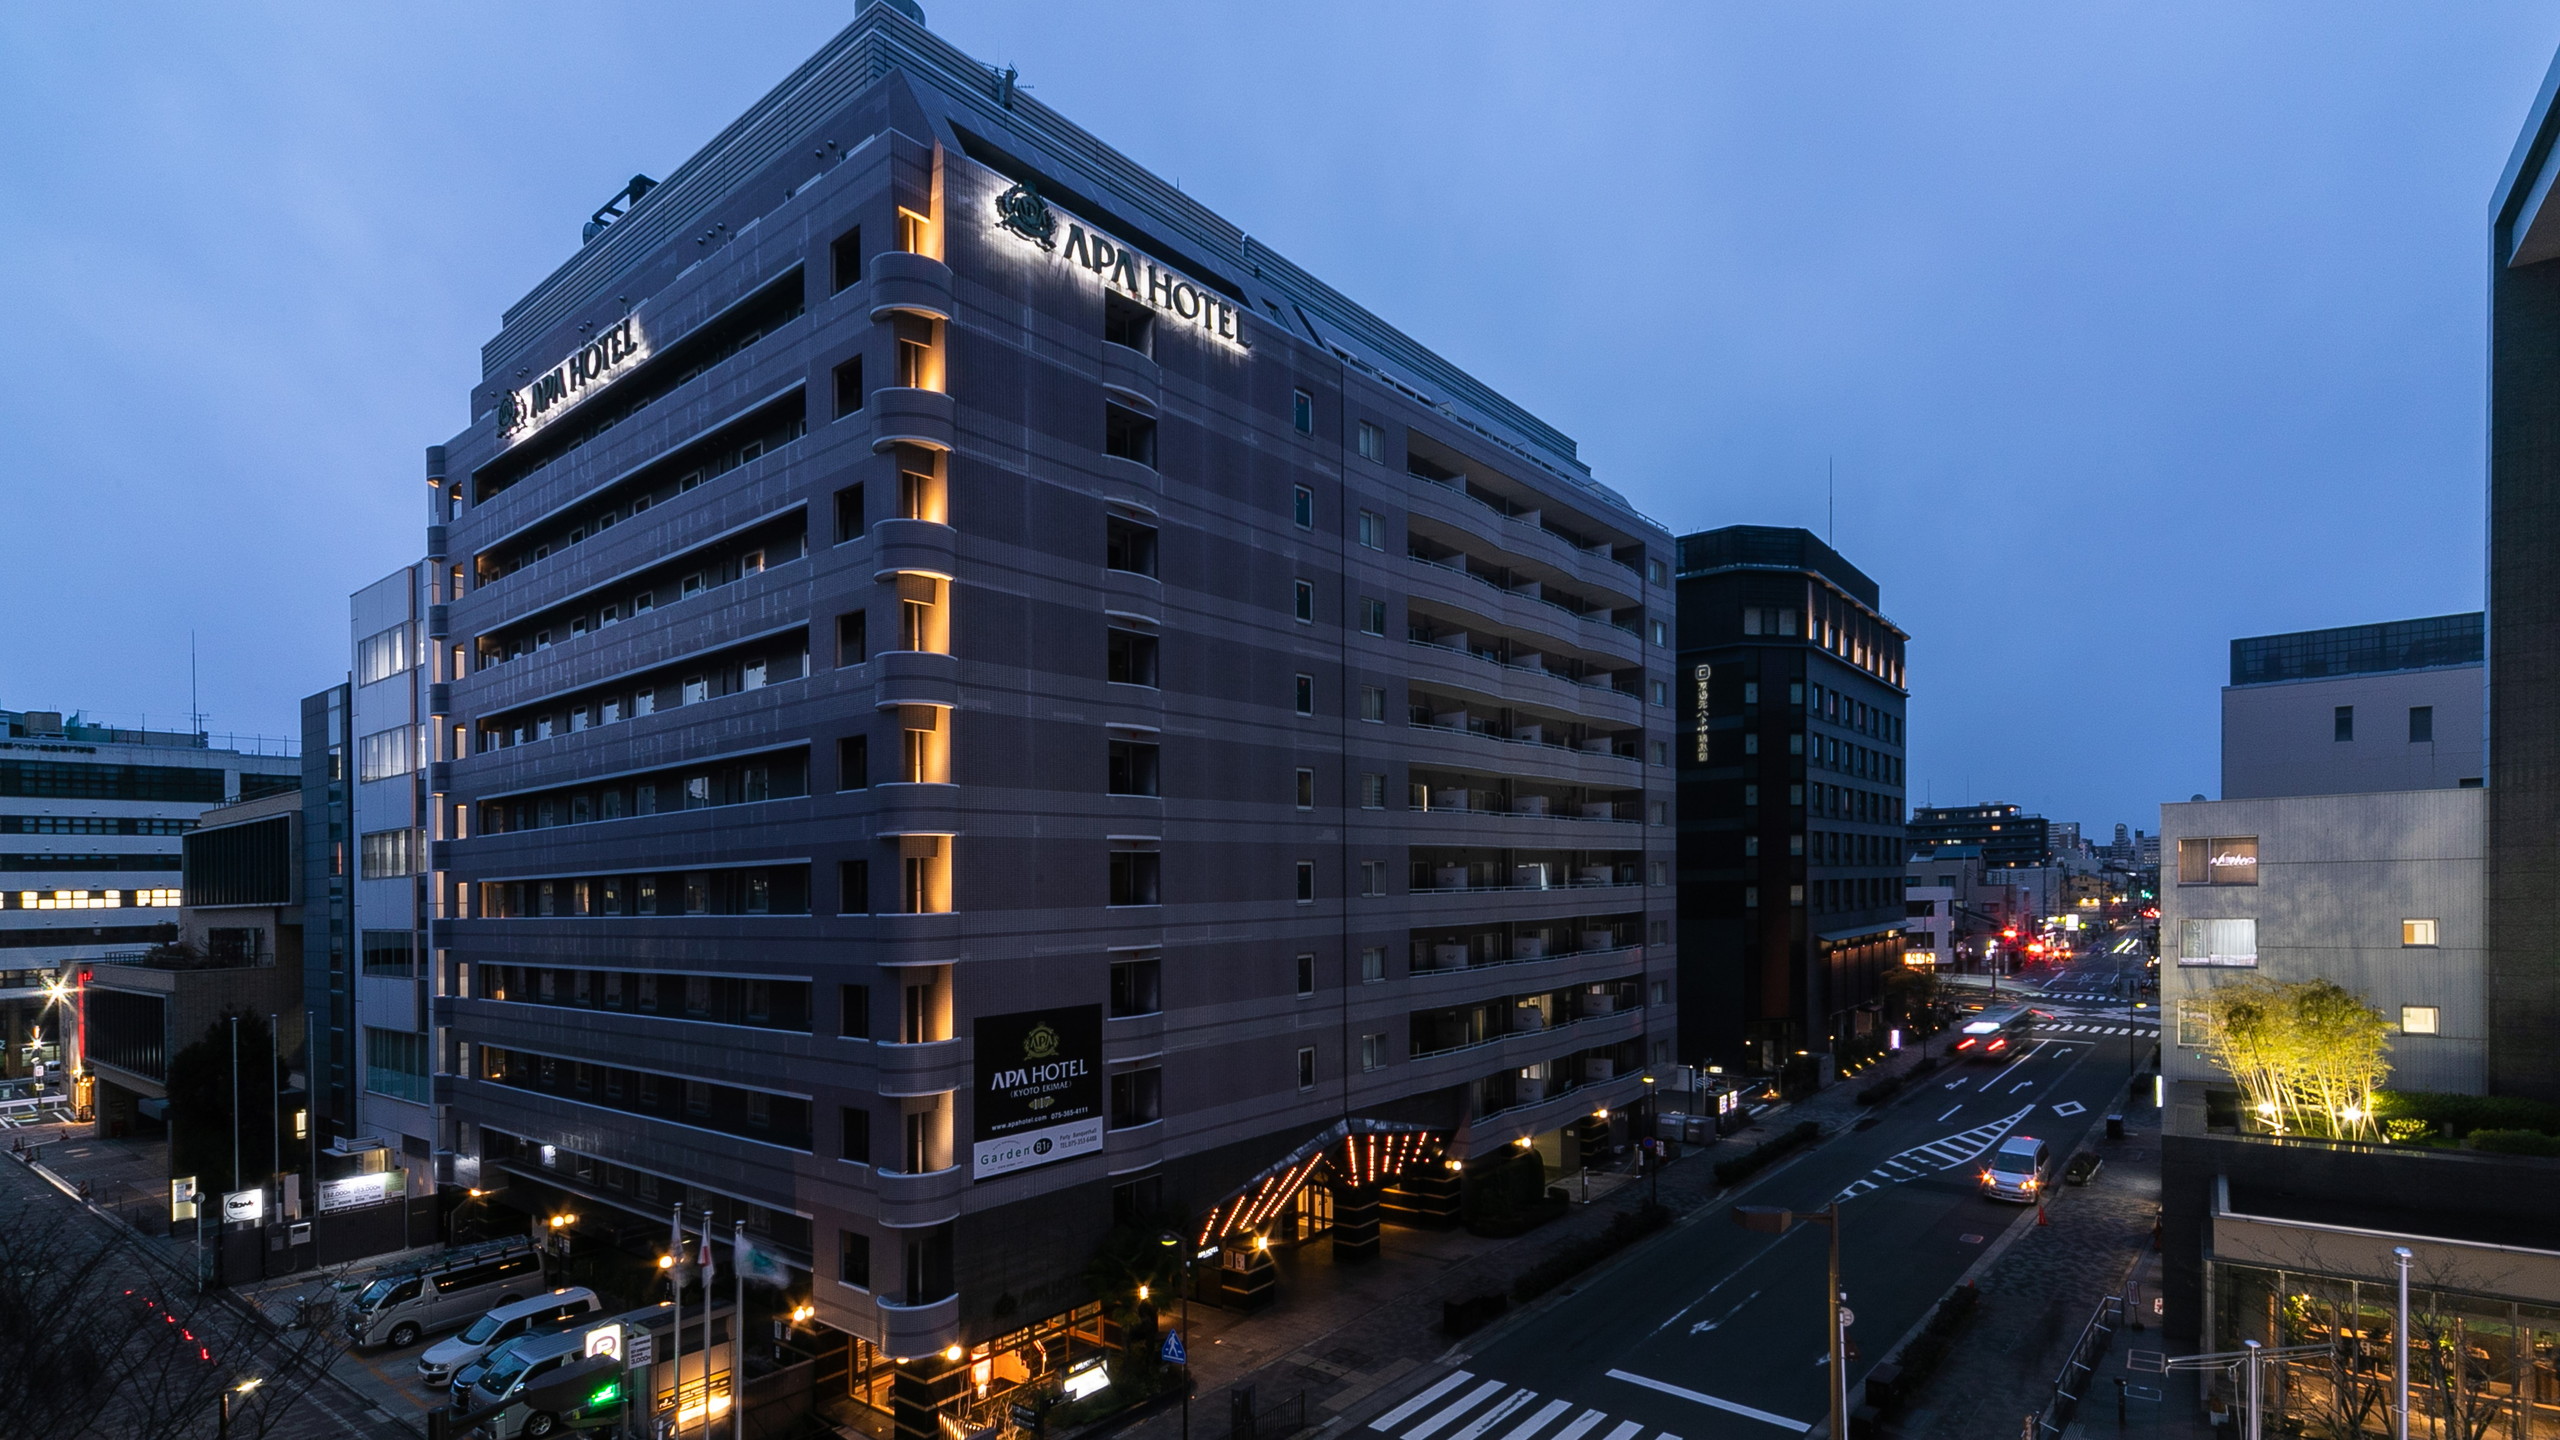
[1162,1330,1187,1365]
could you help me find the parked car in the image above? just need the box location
[345,1240,547,1349]
[418,1287,600,1386]
[468,1328,601,1439]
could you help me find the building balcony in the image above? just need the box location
[1402,639,1643,727]
[870,387,954,452]
[871,517,957,578]
[1403,470,1645,603]
[867,251,954,322]
[1412,942,1646,999]
[1092,453,1162,513]
[874,1294,960,1360]
[871,782,964,839]
[1404,554,1645,669]
[1099,344,1161,410]
[872,649,960,708]
[875,1039,967,1098]
[1102,567,1162,625]
[873,1164,964,1222]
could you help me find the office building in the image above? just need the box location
[1673,525,1907,1071]
[2222,613,2483,799]
[349,566,441,1194]
[1908,801,2049,869]
[300,685,355,1144]
[424,2,1674,1422]
[1,708,298,1091]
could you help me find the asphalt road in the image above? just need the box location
[1388,947,2158,1440]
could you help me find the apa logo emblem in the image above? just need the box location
[1022,1021,1062,1062]
[995,181,1055,250]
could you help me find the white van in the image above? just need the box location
[346,1241,548,1349]
[1979,1135,2050,1203]
[417,1287,600,1385]
[468,1327,602,1440]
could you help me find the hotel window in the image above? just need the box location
[2400,1005,2440,1036]
[1295,674,1316,716]
[832,356,864,418]
[839,1106,871,1164]
[1295,953,1315,996]
[1649,861,1669,887]
[1357,509,1386,550]
[838,735,870,791]
[359,829,418,879]
[1651,741,1669,766]
[1108,740,1160,796]
[2402,918,2439,947]
[1359,597,1387,635]
[1294,580,1316,623]
[1360,1034,1385,1072]
[1650,619,1669,647]
[1291,389,1314,435]
[1359,685,1386,723]
[1293,486,1315,529]
[1108,850,1161,907]
[2334,705,2354,742]
[897,459,944,523]
[1297,1046,1318,1090]
[838,859,871,915]
[1360,860,1387,897]
[1647,558,1666,585]
[1110,1067,1163,1128]
[896,335,934,391]
[1107,628,1159,687]
[897,207,930,255]
[1105,516,1158,576]
[1103,292,1153,352]
[1361,946,1387,983]
[1360,773,1386,809]
[1650,802,1667,826]
[840,983,871,1038]
[1651,680,1669,707]
[833,483,864,543]
[1104,404,1157,465]
[1357,421,1385,463]
[1294,768,1315,809]
[836,611,868,666]
[830,226,863,293]
[1649,920,1669,945]
[2409,706,2434,743]
[839,1232,872,1290]
[2179,917,2258,967]
[1110,957,1162,1017]
[1789,884,1805,905]
[1295,861,1316,903]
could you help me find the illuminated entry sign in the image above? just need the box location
[1692,664,1712,763]
[499,316,649,445]
[2177,836,2258,886]
[973,1004,1105,1180]
[994,181,1249,352]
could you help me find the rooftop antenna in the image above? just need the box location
[1827,456,1835,546]
[190,631,203,738]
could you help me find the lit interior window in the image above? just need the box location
[133,889,182,907]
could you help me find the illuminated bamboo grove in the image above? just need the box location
[2195,978,2392,1141]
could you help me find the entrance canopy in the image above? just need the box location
[1194,1118,1442,1246]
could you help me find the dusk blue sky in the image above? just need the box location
[4,3,2553,836]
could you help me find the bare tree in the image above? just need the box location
[0,1190,346,1440]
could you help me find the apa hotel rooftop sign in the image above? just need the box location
[499,315,649,444]
[995,181,1249,353]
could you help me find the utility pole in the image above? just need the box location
[2393,1247,2412,1440]
[1733,1204,1847,1440]
[229,1016,241,1198]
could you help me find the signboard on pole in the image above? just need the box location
[170,1176,197,1222]
[623,1325,654,1370]
[221,1188,264,1225]
[972,1005,1104,1181]
[316,1171,401,1213]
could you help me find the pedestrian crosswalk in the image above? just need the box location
[2040,1022,2157,1036]
[1836,1107,2033,1202]
[1370,1371,1707,1440]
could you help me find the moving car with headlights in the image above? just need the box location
[1952,1005,2034,1062]
[1979,1135,2050,1202]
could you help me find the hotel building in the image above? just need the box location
[424,3,1674,1427]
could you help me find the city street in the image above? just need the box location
[1373,948,2158,1440]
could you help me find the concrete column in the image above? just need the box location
[891,1349,970,1440]
[1332,1187,1381,1265]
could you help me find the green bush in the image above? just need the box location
[2468,1128,2560,1157]
[2376,1091,2560,1139]
[1714,1121,1822,1186]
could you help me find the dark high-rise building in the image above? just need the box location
[2488,62,2560,1102]
[298,684,353,1141]
[423,2,1674,1423]
[1673,526,1907,1071]
[1909,801,2050,870]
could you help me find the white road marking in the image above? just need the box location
[1406,1380,1507,1440]
[2053,1101,2087,1117]
[1690,1289,1762,1335]
[1598,1422,1644,1440]
[2009,1081,2034,1093]
[1936,1106,1961,1122]
[1375,1373,1475,1431]
[1605,1371,1811,1435]
[1495,1402,1572,1440]
[1447,1390,1539,1440]
[1547,1410,1610,1440]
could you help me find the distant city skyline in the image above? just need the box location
[2,1,2548,832]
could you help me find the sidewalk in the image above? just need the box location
[1113,1046,1942,1440]
[1890,1083,2216,1440]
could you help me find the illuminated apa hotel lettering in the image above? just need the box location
[996,180,1248,352]
[498,315,648,444]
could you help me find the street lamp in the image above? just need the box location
[218,1377,262,1440]
[1156,1233,1192,1440]
[1732,1205,1846,1440]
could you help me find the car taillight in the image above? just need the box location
[1989,1039,2006,1052]
[1956,1038,1975,1050]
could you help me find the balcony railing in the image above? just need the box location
[1408,1004,1641,1060]
[1404,717,1639,761]
[1408,469,1643,580]
[1407,553,1640,638]
[1413,942,1643,979]
[1405,636,1640,698]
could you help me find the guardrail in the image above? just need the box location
[2036,1291,2125,1436]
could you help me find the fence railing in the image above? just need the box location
[2037,1291,2125,1436]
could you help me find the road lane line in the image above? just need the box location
[1495,1398,1571,1440]
[1447,1389,1538,1440]
[1374,1372,1476,1431]
[1547,1410,1609,1440]
[1597,1421,1645,1440]
[1604,1370,1811,1434]
[1936,1106,1961,1121]
[1407,1381,1509,1440]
